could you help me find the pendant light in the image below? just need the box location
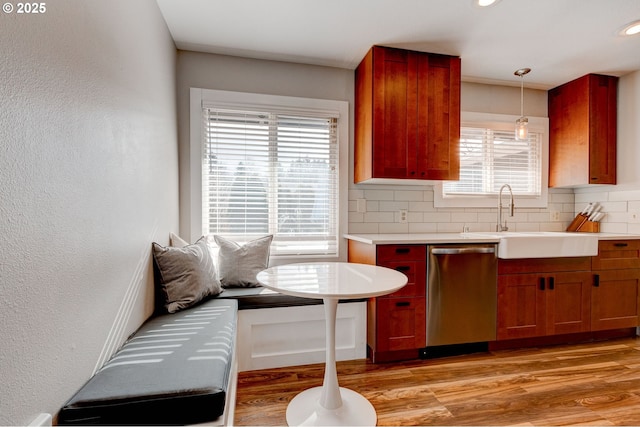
[514,67,531,140]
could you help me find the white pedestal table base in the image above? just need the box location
[256,263,407,427]
[286,386,376,426]
[285,297,376,426]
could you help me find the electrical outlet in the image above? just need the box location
[399,209,408,223]
[356,198,367,213]
[629,212,640,223]
[550,211,560,221]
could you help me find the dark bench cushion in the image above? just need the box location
[58,298,237,425]
[217,286,366,310]
[217,286,324,309]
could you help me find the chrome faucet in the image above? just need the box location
[497,184,515,232]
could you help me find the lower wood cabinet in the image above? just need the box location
[349,238,640,360]
[591,269,640,330]
[497,270,591,340]
[348,240,427,362]
[592,240,640,330]
[498,240,640,341]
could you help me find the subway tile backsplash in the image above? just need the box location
[349,185,640,235]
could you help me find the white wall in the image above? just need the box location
[176,51,354,241]
[0,1,178,424]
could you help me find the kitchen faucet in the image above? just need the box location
[497,184,515,232]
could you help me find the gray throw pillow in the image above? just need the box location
[214,235,273,287]
[152,237,222,313]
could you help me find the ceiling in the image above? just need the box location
[156,0,640,89]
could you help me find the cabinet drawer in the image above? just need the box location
[374,297,426,351]
[498,257,590,275]
[376,260,426,298]
[377,244,426,262]
[592,240,640,270]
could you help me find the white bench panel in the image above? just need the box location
[236,302,366,372]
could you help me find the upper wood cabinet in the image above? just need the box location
[354,46,460,183]
[548,73,618,187]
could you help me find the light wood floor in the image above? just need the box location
[234,337,640,426]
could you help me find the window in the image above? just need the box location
[435,112,548,208]
[190,89,348,259]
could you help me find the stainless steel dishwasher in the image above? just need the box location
[426,244,497,348]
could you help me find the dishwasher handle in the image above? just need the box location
[430,247,495,255]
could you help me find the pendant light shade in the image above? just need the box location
[514,68,531,140]
[515,116,528,140]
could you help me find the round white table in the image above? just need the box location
[256,262,408,426]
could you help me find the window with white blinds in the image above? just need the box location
[443,126,542,196]
[202,106,339,257]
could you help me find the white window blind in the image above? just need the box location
[443,126,541,196]
[202,107,339,257]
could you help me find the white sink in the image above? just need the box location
[464,231,599,259]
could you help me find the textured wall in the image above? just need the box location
[0,1,178,424]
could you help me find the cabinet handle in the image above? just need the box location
[593,274,600,287]
[395,266,411,272]
[395,248,410,254]
[614,243,629,247]
[539,277,545,291]
[396,301,411,307]
[548,276,555,290]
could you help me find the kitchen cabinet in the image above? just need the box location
[497,257,592,340]
[354,45,460,183]
[591,240,640,330]
[548,73,618,187]
[348,240,426,362]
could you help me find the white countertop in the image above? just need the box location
[344,232,640,245]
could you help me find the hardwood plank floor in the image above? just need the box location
[234,337,640,426]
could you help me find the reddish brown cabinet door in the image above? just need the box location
[354,45,460,182]
[370,47,416,179]
[545,272,592,335]
[548,73,617,187]
[497,273,546,340]
[416,53,460,180]
[591,240,640,330]
[591,269,640,330]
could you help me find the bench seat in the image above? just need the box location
[58,299,237,425]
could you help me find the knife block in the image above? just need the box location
[566,214,600,232]
[575,220,600,233]
[566,213,588,232]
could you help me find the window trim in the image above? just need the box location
[434,111,549,208]
[189,88,349,263]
